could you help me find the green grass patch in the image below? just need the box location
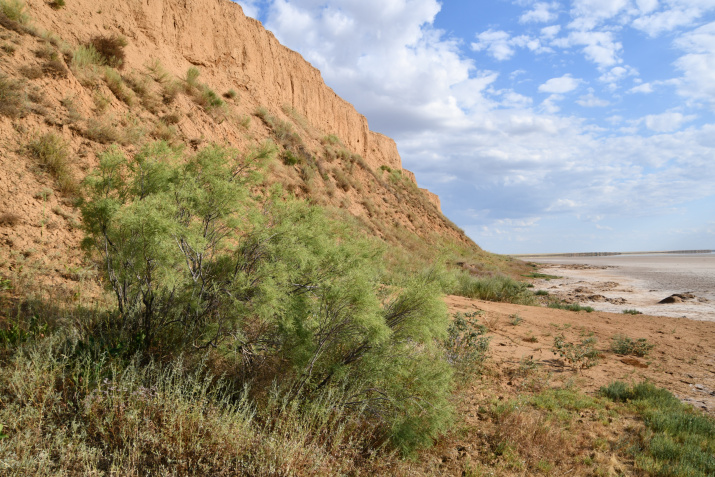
[600,381,715,476]
[522,272,561,280]
[622,308,643,315]
[454,273,535,305]
[548,302,594,313]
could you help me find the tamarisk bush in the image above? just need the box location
[80,141,453,451]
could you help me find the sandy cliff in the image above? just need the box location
[26,0,405,173]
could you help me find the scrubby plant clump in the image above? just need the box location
[611,334,654,356]
[79,141,454,452]
[0,0,29,24]
[89,35,127,68]
[0,73,25,118]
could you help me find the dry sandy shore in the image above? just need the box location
[530,253,715,322]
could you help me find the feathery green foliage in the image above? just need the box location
[79,141,454,452]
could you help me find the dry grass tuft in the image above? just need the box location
[26,132,78,196]
[0,212,21,227]
[89,35,127,68]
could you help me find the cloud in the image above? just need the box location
[632,0,715,37]
[569,0,631,30]
[556,30,623,67]
[540,24,561,38]
[628,83,654,94]
[231,0,261,18]
[471,29,552,61]
[538,74,581,94]
[598,65,638,88]
[519,2,559,24]
[471,29,517,60]
[643,111,695,132]
[673,22,715,105]
[577,92,610,107]
[246,0,715,253]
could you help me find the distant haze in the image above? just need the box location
[235,0,715,254]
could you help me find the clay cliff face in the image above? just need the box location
[26,0,405,174]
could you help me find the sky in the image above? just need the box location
[232,0,715,254]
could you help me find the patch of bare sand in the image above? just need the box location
[446,295,715,414]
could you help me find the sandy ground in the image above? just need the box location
[421,294,715,475]
[530,254,715,321]
[445,295,715,414]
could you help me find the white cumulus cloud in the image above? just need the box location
[539,74,582,93]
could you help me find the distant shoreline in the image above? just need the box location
[511,249,714,259]
[528,253,715,321]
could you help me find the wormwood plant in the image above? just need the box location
[611,334,654,357]
[80,140,454,452]
[443,311,489,376]
[552,333,599,371]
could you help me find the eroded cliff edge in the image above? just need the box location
[26,0,426,186]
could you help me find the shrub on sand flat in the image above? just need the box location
[454,272,535,305]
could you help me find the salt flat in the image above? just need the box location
[533,253,715,321]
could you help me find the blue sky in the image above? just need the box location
[233,0,715,254]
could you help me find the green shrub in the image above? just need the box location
[552,333,599,370]
[282,150,300,166]
[535,289,549,296]
[83,118,120,144]
[548,301,594,312]
[622,308,642,315]
[523,272,560,280]
[71,44,105,69]
[611,334,654,356]
[443,311,489,376]
[223,88,237,99]
[184,66,200,89]
[508,313,524,326]
[103,67,134,105]
[48,0,65,9]
[79,141,454,452]
[26,132,78,195]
